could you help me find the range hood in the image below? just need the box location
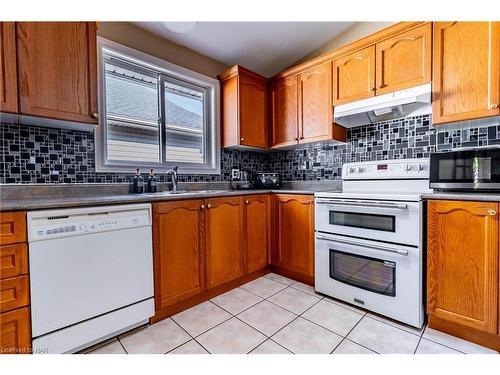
[333,83,432,128]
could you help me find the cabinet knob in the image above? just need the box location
[92,112,99,119]
[200,204,205,210]
[240,137,244,141]
[369,87,375,92]
[207,204,211,209]
[245,200,249,204]
[488,209,496,216]
[295,137,300,141]
[300,136,304,140]
[489,104,499,109]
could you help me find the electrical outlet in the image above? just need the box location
[231,168,240,179]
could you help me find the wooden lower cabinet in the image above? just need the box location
[427,200,500,350]
[244,195,270,274]
[205,196,245,289]
[272,194,314,283]
[153,200,205,311]
[0,307,31,354]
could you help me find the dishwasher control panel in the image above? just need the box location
[27,204,152,242]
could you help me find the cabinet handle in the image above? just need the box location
[488,209,496,216]
[489,104,499,109]
[207,204,211,209]
[92,112,99,119]
[200,204,205,210]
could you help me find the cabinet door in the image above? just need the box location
[0,22,18,114]
[274,194,314,278]
[240,73,268,148]
[375,23,431,95]
[205,196,244,288]
[271,76,299,148]
[16,22,98,124]
[153,200,205,310]
[244,195,269,274]
[0,211,26,245]
[432,22,500,124]
[299,62,333,143]
[0,307,31,354]
[427,200,499,334]
[333,46,375,105]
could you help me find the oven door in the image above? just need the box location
[315,198,421,246]
[315,233,423,328]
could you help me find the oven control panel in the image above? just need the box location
[343,158,429,180]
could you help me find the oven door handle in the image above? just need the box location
[316,200,408,210]
[316,235,409,256]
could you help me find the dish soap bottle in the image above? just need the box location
[132,168,144,194]
[147,169,157,193]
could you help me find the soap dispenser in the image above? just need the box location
[132,168,144,194]
[147,169,157,193]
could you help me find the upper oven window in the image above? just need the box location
[329,211,396,232]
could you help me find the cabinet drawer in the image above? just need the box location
[0,307,31,354]
[0,275,29,313]
[1,243,28,279]
[0,212,26,245]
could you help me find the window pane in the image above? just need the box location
[164,81,205,164]
[104,60,160,163]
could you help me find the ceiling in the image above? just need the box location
[134,22,356,77]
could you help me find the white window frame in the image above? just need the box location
[96,37,221,175]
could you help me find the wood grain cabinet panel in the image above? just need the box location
[0,307,31,354]
[243,195,269,274]
[299,62,344,143]
[205,196,244,288]
[432,22,500,124]
[0,22,18,114]
[0,275,29,313]
[273,194,314,279]
[16,22,98,124]
[0,243,28,280]
[219,65,268,149]
[427,200,499,334]
[0,212,26,245]
[375,23,431,95]
[271,76,299,148]
[153,200,205,310]
[333,46,375,105]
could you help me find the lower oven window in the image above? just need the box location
[329,211,395,232]
[329,249,396,297]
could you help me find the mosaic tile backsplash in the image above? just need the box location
[2,113,500,184]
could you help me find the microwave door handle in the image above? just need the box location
[316,235,409,256]
[316,201,408,210]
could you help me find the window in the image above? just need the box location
[96,37,220,174]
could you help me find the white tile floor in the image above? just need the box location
[85,274,499,355]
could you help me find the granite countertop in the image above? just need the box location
[0,181,342,211]
[422,192,500,202]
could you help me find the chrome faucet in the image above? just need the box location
[167,166,179,193]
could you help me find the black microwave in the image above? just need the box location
[430,146,500,191]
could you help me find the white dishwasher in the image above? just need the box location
[28,203,154,354]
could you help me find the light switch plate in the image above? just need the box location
[231,168,240,179]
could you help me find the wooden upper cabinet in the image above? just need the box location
[205,196,244,288]
[427,200,499,334]
[16,22,98,124]
[0,22,18,114]
[152,201,205,311]
[300,62,337,143]
[219,65,268,149]
[333,46,375,105]
[274,194,315,279]
[432,22,500,124]
[271,76,299,148]
[243,195,269,274]
[375,23,431,95]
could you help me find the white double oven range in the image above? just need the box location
[314,158,431,328]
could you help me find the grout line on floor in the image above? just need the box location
[413,334,424,354]
[117,337,128,354]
